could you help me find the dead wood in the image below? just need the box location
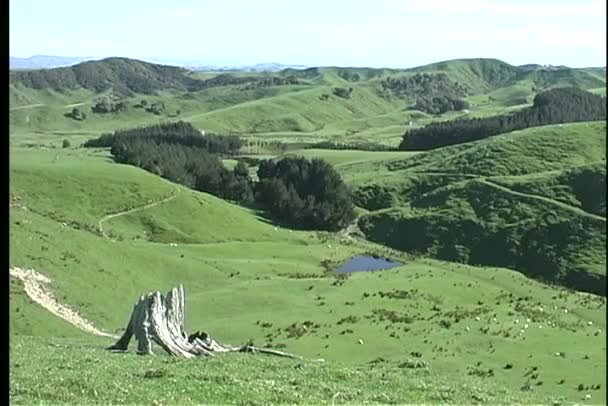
[107,285,304,360]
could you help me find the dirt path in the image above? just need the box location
[479,179,606,222]
[64,102,88,108]
[98,187,181,239]
[10,103,46,111]
[9,267,117,338]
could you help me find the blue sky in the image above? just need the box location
[9,0,606,68]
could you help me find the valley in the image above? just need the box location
[9,56,607,404]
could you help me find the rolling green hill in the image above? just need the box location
[10,58,606,147]
[9,56,607,404]
[10,146,606,404]
[328,122,607,295]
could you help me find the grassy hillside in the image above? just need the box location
[11,335,571,405]
[389,122,606,176]
[10,145,606,404]
[491,162,606,217]
[10,58,606,147]
[9,57,607,404]
[313,122,608,294]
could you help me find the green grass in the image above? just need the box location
[8,58,608,404]
[12,335,574,405]
[9,145,607,404]
[332,122,607,293]
[11,59,605,148]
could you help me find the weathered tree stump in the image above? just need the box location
[107,285,302,359]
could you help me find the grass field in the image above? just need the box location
[10,59,606,149]
[9,57,607,404]
[9,145,607,404]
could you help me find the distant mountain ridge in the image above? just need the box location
[9,55,97,70]
[9,55,308,72]
[9,56,606,99]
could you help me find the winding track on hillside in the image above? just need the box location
[9,267,117,338]
[478,179,606,222]
[385,168,606,221]
[98,186,181,240]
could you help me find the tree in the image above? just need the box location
[256,157,355,230]
[92,98,113,114]
[62,139,71,148]
[114,101,128,112]
[233,161,249,178]
[68,107,87,121]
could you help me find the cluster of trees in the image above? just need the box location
[197,73,257,90]
[256,157,355,230]
[400,87,607,150]
[308,141,394,151]
[65,107,87,121]
[279,67,320,79]
[111,138,254,204]
[91,98,128,114]
[381,73,468,101]
[133,100,178,116]
[83,122,353,230]
[146,102,166,115]
[241,76,301,90]
[413,95,470,114]
[333,87,353,99]
[83,121,242,154]
[338,70,361,82]
[84,122,252,204]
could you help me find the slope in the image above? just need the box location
[336,122,607,294]
[10,145,606,404]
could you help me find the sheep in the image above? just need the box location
[585,394,591,400]
[524,324,529,329]
[587,321,593,326]
[515,319,520,324]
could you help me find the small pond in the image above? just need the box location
[337,255,401,273]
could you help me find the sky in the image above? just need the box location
[9,0,607,68]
